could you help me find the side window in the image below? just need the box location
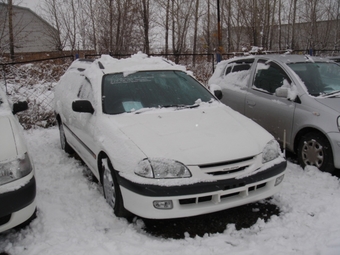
[223,60,254,87]
[253,59,291,94]
[78,77,94,103]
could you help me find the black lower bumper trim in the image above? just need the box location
[0,177,36,218]
[117,160,286,197]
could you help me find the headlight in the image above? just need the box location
[262,140,280,163]
[135,158,191,179]
[0,153,33,185]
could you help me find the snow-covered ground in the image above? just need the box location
[1,127,340,255]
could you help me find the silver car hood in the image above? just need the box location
[315,97,340,112]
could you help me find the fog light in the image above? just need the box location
[275,175,284,186]
[153,200,173,209]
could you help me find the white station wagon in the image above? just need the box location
[54,53,286,219]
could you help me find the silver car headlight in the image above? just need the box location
[262,140,280,163]
[0,153,33,185]
[135,158,191,179]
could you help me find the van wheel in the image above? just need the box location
[58,121,73,154]
[101,159,132,218]
[297,132,334,173]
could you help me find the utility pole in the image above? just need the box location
[217,0,222,62]
[8,0,15,60]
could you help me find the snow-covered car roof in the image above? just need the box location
[221,54,333,65]
[85,52,187,76]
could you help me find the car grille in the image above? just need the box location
[179,182,267,205]
[199,156,255,176]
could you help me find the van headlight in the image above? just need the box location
[0,153,33,185]
[262,140,280,163]
[135,158,191,179]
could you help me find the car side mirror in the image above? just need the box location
[72,100,94,114]
[275,87,289,98]
[12,101,28,114]
[209,84,223,100]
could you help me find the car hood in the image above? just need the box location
[114,105,271,165]
[315,97,340,112]
[0,116,17,162]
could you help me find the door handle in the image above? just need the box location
[247,100,256,107]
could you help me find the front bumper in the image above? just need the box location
[328,132,340,169]
[0,176,36,232]
[118,160,286,219]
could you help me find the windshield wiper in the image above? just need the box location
[321,90,340,98]
[133,107,156,114]
[160,104,200,109]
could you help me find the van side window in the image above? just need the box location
[78,78,94,103]
[253,59,291,94]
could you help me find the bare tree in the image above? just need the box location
[139,0,150,54]
[8,0,14,59]
[192,0,199,66]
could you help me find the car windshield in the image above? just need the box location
[102,70,214,114]
[288,62,340,97]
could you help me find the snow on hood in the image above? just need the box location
[111,103,272,166]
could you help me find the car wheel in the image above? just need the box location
[58,121,73,154]
[101,159,132,218]
[297,132,334,173]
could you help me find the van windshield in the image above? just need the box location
[102,70,214,114]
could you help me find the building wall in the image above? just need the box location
[0,3,58,54]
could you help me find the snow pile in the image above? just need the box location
[0,127,340,255]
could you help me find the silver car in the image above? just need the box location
[209,54,340,173]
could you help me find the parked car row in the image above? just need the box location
[209,54,340,173]
[2,52,339,232]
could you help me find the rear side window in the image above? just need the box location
[223,60,254,87]
[78,78,95,103]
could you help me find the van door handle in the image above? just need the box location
[247,100,256,107]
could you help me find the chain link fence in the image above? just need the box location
[1,56,74,129]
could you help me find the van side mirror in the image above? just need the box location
[209,84,223,100]
[72,100,94,114]
[12,101,28,114]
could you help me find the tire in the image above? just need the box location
[58,121,74,154]
[297,132,334,173]
[101,159,132,218]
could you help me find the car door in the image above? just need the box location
[69,77,98,170]
[244,58,296,147]
[219,59,254,114]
